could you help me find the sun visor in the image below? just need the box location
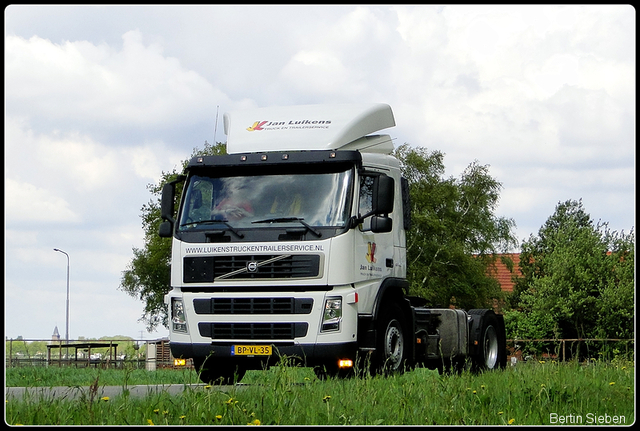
[223,103,395,154]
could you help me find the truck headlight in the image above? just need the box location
[322,297,342,332]
[171,298,188,333]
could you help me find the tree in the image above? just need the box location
[394,144,518,310]
[119,141,226,331]
[508,199,634,340]
[596,228,635,339]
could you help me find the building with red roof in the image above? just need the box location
[486,253,522,293]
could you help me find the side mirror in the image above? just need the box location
[158,220,174,238]
[373,175,394,215]
[158,175,185,238]
[161,183,176,222]
[371,215,392,233]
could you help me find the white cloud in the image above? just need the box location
[4,118,182,232]
[5,30,230,132]
[277,7,403,103]
[280,50,350,98]
[395,6,447,54]
[125,145,170,181]
[5,178,81,223]
[6,119,123,194]
[35,132,121,191]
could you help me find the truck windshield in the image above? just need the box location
[178,168,353,231]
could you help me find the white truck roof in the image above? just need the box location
[223,103,396,154]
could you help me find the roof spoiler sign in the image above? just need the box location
[246,119,332,132]
[224,103,395,154]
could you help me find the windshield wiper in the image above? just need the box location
[180,219,244,238]
[252,217,322,237]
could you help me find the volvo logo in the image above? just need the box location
[246,261,259,273]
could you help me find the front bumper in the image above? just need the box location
[170,340,358,368]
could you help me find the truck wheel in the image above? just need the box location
[471,312,504,372]
[193,356,246,385]
[375,304,408,375]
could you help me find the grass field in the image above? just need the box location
[5,359,635,425]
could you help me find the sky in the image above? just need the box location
[4,5,635,341]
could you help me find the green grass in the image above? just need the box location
[5,359,634,425]
[5,366,202,388]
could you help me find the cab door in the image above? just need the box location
[354,172,395,283]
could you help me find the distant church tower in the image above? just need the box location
[52,326,61,342]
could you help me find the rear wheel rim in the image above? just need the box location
[483,325,499,369]
[384,320,404,370]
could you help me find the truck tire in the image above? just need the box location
[375,303,408,375]
[193,356,246,385]
[470,311,506,373]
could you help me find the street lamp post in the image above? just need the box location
[53,248,70,346]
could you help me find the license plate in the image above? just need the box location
[231,345,272,356]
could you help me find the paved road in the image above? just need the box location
[5,383,243,400]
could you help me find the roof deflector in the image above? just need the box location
[223,103,395,154]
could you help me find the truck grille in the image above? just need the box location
[198,322,308,340]
[193,297,313,315]
[184,255,320,283]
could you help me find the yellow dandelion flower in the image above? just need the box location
[498,412,503,415]
[101,396,110,402]
[323,395,331,402]
[480,385,485,389]
[247,419,261,425]
[609,382,615,386]
[204,385,212,390]
[147,419,155,426]
[179,415,186,420]
[216,415,223,420]
[153,409,159,414]
[538,360,545,364]
[472,390,477,394]
[162,410,168,415]
[508,418,515,425]
[540,384,545,388]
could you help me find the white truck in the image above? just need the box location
[160,103,507,383]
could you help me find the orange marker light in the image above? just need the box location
[338,359,353,368]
